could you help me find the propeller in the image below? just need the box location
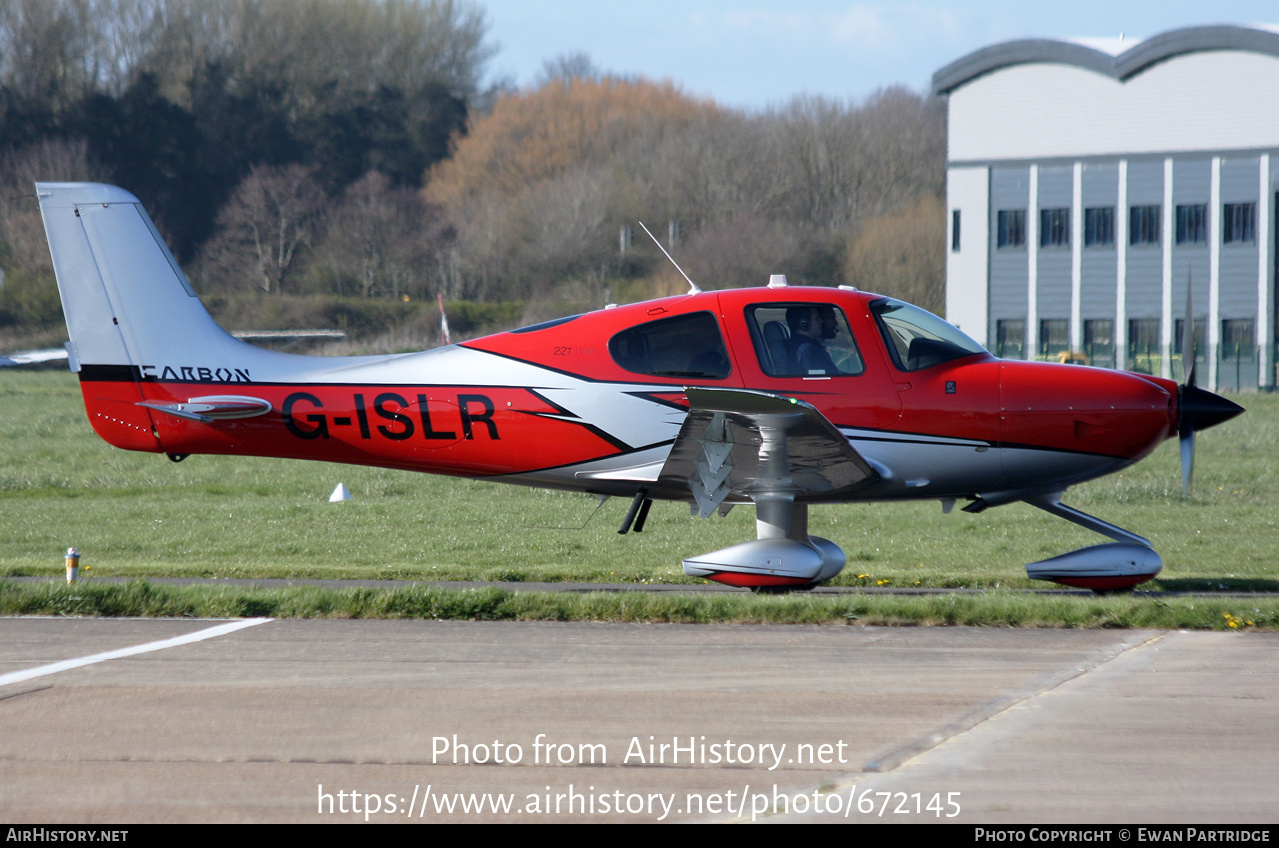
[1176,273,1244,492]
[1179,277,1195,492]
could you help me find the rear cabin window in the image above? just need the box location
[746,304,864,377]
[608,311,731,379]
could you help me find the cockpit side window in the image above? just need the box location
[745,303,864,377]
[608,311,732,379]
[869,298,987,372]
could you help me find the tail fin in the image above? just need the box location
[36,182,268,450]
[37,182,249,374]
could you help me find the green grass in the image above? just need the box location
[2,579,1277,630]
[0,370,1275,625]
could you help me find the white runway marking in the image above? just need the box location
[0,618,273,687]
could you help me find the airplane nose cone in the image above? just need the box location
[1180,385,1244,433]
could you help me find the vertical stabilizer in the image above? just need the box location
[36,182,248,374]
[36,182,279,451]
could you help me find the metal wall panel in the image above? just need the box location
[1219,157,1260,320]
[1220,157,1260,202]
[1170,158,1210,316]
[1082,162,1119,205]
[989,167,1029,326]
[991,167,1030,208]
[1219,248,1259,318]
[1127,159,1164,205]
[1037,252,1072,321]
[1125,161,1164,317]
[1081,163,1119,319]
[1170,253,1211,316]
[1173,159,1209,203]
[1035,165,1073,324]
[1081,251,1117,317]
[1037,165,1072,207]
[1125,248,1163,317]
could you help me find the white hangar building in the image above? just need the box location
[934,24,1278,391]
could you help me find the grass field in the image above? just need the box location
[1,370,1275,626]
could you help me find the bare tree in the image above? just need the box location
[533,52,601,88]
[635,111,769,228]
[320,170,436,298]
[755,88,943,231]
[0,0,96,108]
[522,166,610,274]
[423,73,946,305]
[200,164,324,294]
[676,215,806,290]
[213,0,493,108]
[0,0,495,113]
[842,194,945,313]
[0,138,106,277]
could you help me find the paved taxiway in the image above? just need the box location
[1,618,1276,823]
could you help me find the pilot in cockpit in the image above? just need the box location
[786,305,839,375]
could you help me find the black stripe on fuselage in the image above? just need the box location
[77,364,140,382]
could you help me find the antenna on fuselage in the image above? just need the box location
[638,220,701,294]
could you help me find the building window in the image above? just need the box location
[1175,204,1207,245]
[1039,319,1069,357]
[1129,319,1160,348]
[951,210,960,252]
[1223,202,1256,243]
[1127,318,1161,375]
[1221,319,1255,357]
[995,319,1025,360]
[1039,209,1069,247]
[1083,319,1114,367]
[1129,205,1161,245]
[1083,207,1114,247]
[1173,318,1206,356]
[996,209,1025,248]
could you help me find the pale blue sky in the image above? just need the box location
[478,1,1278,110]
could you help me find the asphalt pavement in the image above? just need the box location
[0,618,1275,823]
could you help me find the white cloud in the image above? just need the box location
[692,4,968,54]
[719,9,812,32]
[830,5,892,48]
[831,4,966,50]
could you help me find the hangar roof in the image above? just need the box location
[933,24,1279,95]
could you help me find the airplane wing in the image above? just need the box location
[658,387,878,517]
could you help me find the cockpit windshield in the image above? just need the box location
[869,298,987,372]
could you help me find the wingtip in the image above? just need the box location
[33,182,141,206]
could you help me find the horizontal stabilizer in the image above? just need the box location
[137,396,273,423]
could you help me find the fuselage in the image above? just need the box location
[73,286,1179,506]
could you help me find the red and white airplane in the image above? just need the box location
[36,182,1243,592]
